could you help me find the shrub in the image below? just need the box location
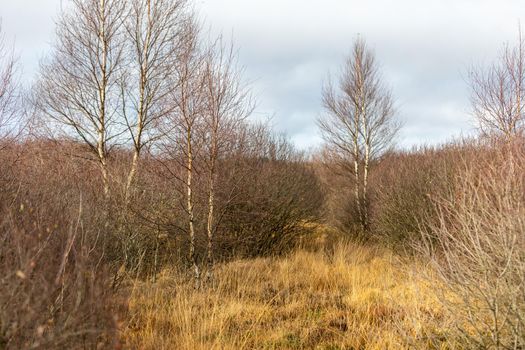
[421,139,525,349]
[0,140,121,349]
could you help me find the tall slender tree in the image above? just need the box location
[202,36,252,280]
[164,17,206,287]
[318,38,399,232]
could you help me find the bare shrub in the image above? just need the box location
[215,130,323,258]
[0,206,118,349]
[422,139,525,349]
[0,141,121,348]
[369,143,471,246]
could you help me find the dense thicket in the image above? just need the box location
[0,141,119,348]
[422,139,525,348]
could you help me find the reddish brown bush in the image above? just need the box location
[421,138,525,349]
[0,141,121,349]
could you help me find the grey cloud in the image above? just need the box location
[2,0,524,149]
[197,0,524,149]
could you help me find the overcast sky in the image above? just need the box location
[1,0,523,149]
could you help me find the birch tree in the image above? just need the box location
[36,0,127,199]
[165,18,205,287]
[122,0,188,201]
[202,37,252,279]
[0,22,19,140]
[318,38,398,232]
[469,28,525,140]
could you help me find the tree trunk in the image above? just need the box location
[186,129,200,289]
[98,0,109,201]
[362,140,370,231]
[124,0,151,202]
[206,141,216,282]
[206,174,215,281]
[353,113,363,231]
[353,157,362,230]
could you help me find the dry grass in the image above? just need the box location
[121,228,460,349]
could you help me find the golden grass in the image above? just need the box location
[120,231,463,350]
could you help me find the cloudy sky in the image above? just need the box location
[1,0,523,149]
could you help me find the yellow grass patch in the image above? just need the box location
[121,239,460,349]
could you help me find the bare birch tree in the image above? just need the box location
[122,0,188,200]
[202,36,252,279]
[318,38,398,232]
[0,22,19,140]
[469,28,525,140]
[35,0,127,199]
[165,18,206,287]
